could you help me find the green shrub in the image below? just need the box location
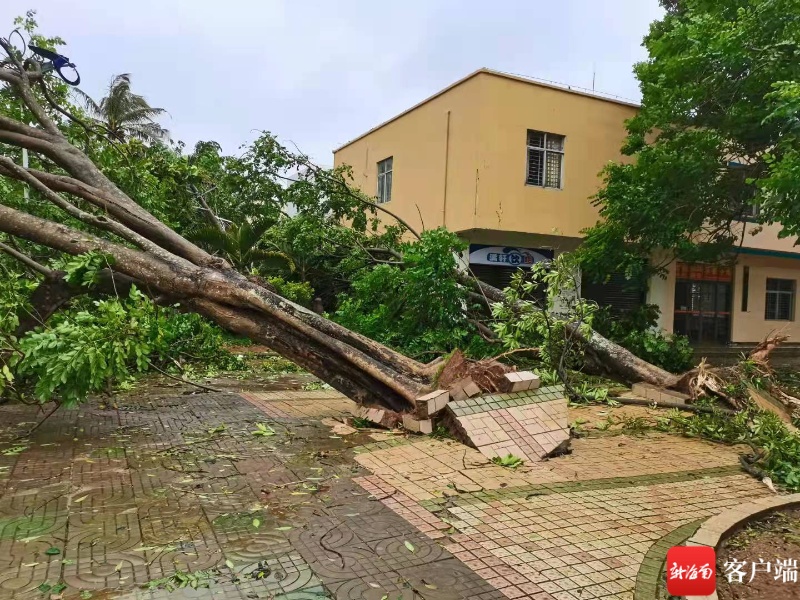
[267,276,314,306]
[334,228,485,357]
[593,304,693,373]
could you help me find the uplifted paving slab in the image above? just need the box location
[445,386,570,462]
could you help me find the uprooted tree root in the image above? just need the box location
[672,333,800,413]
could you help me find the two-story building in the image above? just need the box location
[332,68,800,347]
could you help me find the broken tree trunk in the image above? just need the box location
[470,278,681,388]
[0,40,693,411]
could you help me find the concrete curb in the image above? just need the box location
[684,493,800,600]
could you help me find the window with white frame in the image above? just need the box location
[765,278,795,321]
[377,157,393,203]
[526,130,565,189]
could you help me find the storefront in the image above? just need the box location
[467,244,554,289]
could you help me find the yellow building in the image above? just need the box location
[333,68,800,346]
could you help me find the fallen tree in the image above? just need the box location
[0,34,707,411]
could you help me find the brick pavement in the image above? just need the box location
[354,432,771,600]
[0,389,504,600]
[0,386,774,600]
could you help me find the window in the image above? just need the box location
[526,130,564,189]
[765,278,795,321]
[741,266,749,312]
[727,161,760,221]
[377,157,393,203]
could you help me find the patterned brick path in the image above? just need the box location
[354,435,770,599]
[0,389,502,600]
[0,386,772,600]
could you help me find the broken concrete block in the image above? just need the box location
[415,389,449,419]
[358,406,402,429]
[462,378,482,397]
[499,371,539,393]
[631,382,662,401]
[749,385,797,432]
[631,383,689,405]
[516,371,541,391]
[658,387,690,403]
[449,384,468,402]
[402,414,433,434]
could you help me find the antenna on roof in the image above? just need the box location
[592,63,596,92]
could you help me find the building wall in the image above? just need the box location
[648,254,800,344]
[333,74,485,237]
[740,222,800,253]
[333,71,638,239]
[474,74,637,238]
[732,254,800,343]
[647,261,677,333]
[333,69,800,345]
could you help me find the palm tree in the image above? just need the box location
[190,218,293,274]
[76,74,169,143]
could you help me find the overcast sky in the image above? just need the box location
[2,1,663,163]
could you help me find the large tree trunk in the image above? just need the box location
[0,47,685,411]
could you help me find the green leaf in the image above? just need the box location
[225,559,235,569]
[44,547,61,556]
[404,540,415,553]
[252,518,261,528]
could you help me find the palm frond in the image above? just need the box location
[239,218,278,250]
[127,122,170,143]
[118,106,168,124]
[189,225,230,252]
[72,88,102,118]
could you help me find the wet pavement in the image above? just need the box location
[0,382,772,600]
[0,383,501,600]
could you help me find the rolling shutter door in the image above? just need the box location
[582,272,645,314]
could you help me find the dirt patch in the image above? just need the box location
[717,508,800,599]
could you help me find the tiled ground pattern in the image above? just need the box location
[447,387,570,461]
[238,390,355,420]
[354,435,771,600]
[0,391,503,600]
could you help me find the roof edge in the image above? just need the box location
[332,68,640,153]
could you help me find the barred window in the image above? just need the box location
[377,157,393,204]
[765,278,795,321]
[526,130,564,189]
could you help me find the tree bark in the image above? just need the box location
[0,204,425,409]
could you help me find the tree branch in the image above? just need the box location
[0,156,188,264]
[0,39,59,135]
[0,239,55,278]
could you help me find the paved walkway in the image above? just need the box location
[0,386,771,600]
